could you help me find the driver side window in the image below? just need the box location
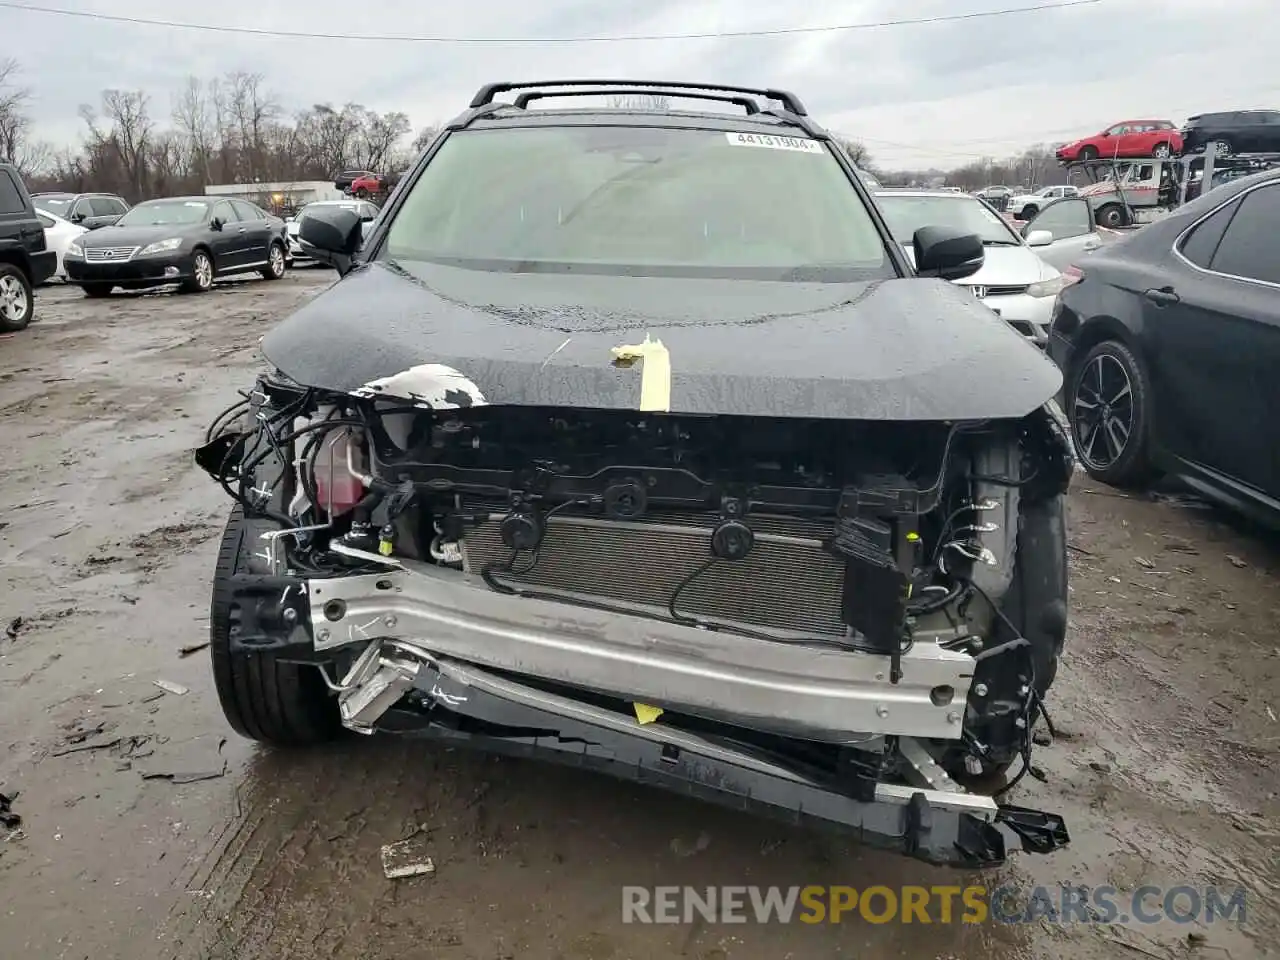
[1026,199,1092,241]
[212,200,237,224]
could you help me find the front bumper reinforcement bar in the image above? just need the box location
[329,639,1068,868]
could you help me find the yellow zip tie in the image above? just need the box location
[611,335,672,412]
[633,702,664,725]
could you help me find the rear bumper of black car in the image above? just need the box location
[65,253,190,286]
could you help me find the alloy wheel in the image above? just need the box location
[194,253,213,290]
[269,245,285,277]
[1153,143,1171,158]
[1072,353,1134,470]
[0,274,29,324]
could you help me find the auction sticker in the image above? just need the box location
[725,132,823,154]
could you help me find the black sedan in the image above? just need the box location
[1049,168,1280,527]
[63,196,289,297]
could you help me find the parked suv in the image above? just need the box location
[195,80,1073,868]
[1180,110,1280,156]
[0,163,57,331]
[31,192,130,230]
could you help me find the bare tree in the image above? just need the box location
[172,76,215,183]
[837,138,874,169]
[0,58,49,175]
[411,125,439,153]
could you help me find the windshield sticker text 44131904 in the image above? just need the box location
[724,132,823,154]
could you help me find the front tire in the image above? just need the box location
[1152,141,1172,158]
[181,249,215,294]
[1079,145,1099,161]
[261,242,286,281]
[1068,338,1154,487]
[210,505,341,746]
[1096,203,1128,229]
[0,263,34,332]
[1020,204,1039,220]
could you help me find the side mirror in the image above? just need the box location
[210,217,223,231]
[1025,229,1054,247]
[912,226,984,281]
[299,206,363,275]
[70,212,85,223]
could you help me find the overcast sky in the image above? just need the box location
[5,0,1280,170]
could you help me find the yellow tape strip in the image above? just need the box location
[633,702,664,725]
[611,335,672,412]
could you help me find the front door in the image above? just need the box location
[1022,198,1101,271]
[208,200,242,269]
[1149,183,1280,496]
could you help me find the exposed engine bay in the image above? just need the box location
[197,371,1074,865]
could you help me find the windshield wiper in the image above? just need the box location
[983,239,1021,246]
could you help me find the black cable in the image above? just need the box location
[205,396,250,443]
[667,556,718,627]
[964,578,1044,798]
[906,580,967,615]
[968,465,1040,488]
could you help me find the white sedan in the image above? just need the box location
[286,199,380,262]
[876,188,1098,346]
[37,209,88,281]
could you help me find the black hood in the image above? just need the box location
[261,260,1062,422]
[81,223,198,247]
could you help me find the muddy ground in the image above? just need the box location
[0,272,1276,960]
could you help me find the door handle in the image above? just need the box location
[237,227,247,233]
[1143,287,1179,305]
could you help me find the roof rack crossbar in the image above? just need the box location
[512,88,760,114]
[472,80,808,116]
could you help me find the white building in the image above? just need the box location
[204,180,343,214]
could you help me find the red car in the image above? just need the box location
[1055,120,1183,162]
[349,173,390,198]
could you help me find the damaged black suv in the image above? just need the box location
[198,81,1074,867]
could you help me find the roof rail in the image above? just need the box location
[470,80,808,117]
[512,87,760,115]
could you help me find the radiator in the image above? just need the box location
[460,510,848,638]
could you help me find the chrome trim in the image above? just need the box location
[84,245,141,263]
[1170,177,1280,291]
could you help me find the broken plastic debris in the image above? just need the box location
[153,679,189,696]
[633,702,664,725]
[381,832,436,879]
[178,642,211,658]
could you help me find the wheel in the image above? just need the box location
[210,505,341,746]
[1079,145,1099,161]
[260,242,286,281]
[1068,339,1154,487]
[1152,142,1172,159]
[81,283,113,298]
[1207,139,1232,158]
[1021,204,1039,220]
[1096,203,1128,229]
[354,187,370,200]
[181,249,215,294]
[0,263,34,332]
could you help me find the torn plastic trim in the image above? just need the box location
[306,558,978,742]
[356,649,1068,867]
